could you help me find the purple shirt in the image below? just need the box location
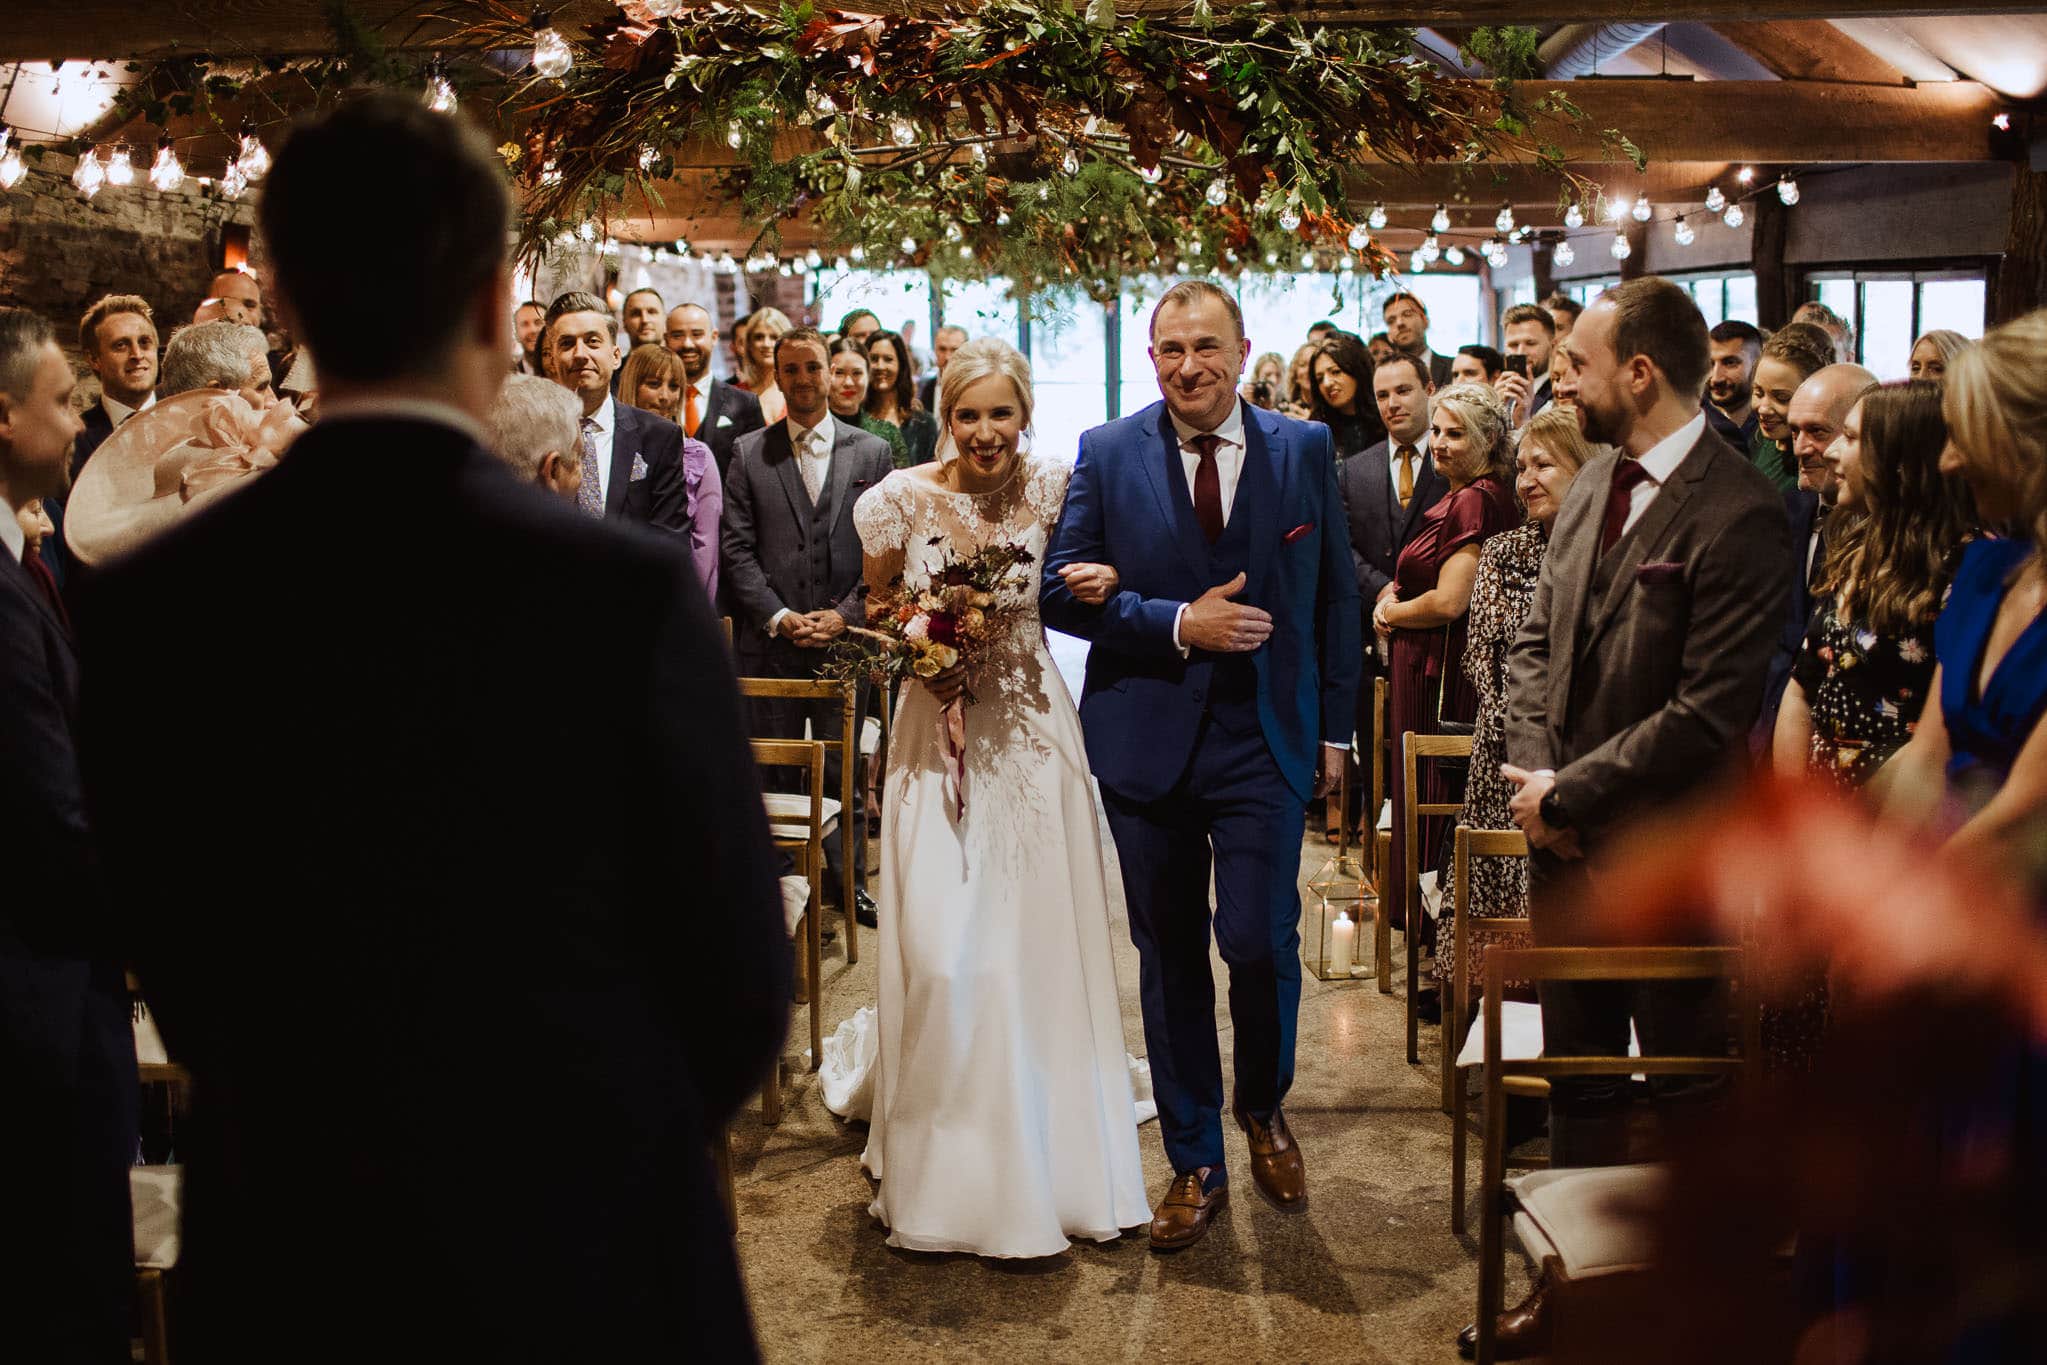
[682,435,721,602]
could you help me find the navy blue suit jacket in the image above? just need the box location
[1042,400,1361,804]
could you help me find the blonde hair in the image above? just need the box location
[1911,328,1969,376]
[1943,309,2047,544]
[1515,405,1597,479]
[740,307,792,391]
[935,336,1033,463]
[1431,381,1515,487]
[617,343,687,419]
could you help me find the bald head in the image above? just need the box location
[664,302,716,382]
[1786,363,1877,500]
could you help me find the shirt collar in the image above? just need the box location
[0,492,23,564]
[102,391,157,427]
[1390,430,1430,458]
[585,392,616,435]
[1635,410,1706,485]
[789,411,834,452]
[314,395,492,448]
[1167,399,1247,451]
[690,371,713,401]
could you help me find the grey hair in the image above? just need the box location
[0,307,55,402]
[160,321,267,397]
[489,374,583,477]
[934,336,1033,463]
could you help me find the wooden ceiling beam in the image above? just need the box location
[1709,19,1911,84]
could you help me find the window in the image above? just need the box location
[935,276,1022,351]
[1566,276,1620,307]
[1026,291,1108,464]
[1672,271,1758,327]
[809,268,934,339]
[1804,268,1988,380]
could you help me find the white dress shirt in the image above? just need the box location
[765,413,837,638]
[1167,401,1248,530]
[0,492,23,564]
[584,394,619,508]
[102,391,157,428]
[1618,411,1704,539]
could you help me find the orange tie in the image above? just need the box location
[684,385,702,438]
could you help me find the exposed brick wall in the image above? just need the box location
[0,151,259,404]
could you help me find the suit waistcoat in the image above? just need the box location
[1164,432,1269,714]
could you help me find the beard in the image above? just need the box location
[1576,393,1625,447]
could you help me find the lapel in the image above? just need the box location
[1,551,72,648]
[605,401,637,517]
[1579,433,1711,657]
[1145,404,1212,580]
[824,421,860,530]
[1241,405,1281,600]
[765,422,810,524]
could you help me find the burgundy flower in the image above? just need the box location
[926,612,959,645]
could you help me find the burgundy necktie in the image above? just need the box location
[20,547,71,634]
[1189,432,1224,545]
[1599,458,1653,556]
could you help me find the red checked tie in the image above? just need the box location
[1599,458,1652,556]
[1190,432,1224,544]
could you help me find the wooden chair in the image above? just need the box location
[1474,946,1758,1365]
[748,736,828,1126]
[1402,730,1472,1065]
[129,1053,190,1365]
[1369,677,1395,994]
[738,676,861,965]
[1444,826,1543,1234]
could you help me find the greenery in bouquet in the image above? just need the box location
[826,537,1037,702]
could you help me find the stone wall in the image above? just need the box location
[0,151,259,402]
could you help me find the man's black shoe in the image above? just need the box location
[855,888,879,928]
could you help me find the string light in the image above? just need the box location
[638,143,659,172]
[220,156,248,200]
[1409,250,1427,274]
[1443,244,1466,267]
[3,144,30,190]
[531,10,574,79]
[1737,166,1755,184]
[425,57,457,113]
[996,209,1010,226]
[900,236,918,254]
[1431,202,1450,233]
[805,248,823,268]
[808,87,838,118]
[1495,202,1514,233]
[539,158,563,188]
[1600,194,1625,224]
[1563,200,1584,229]
[1346,222,1370,250]
[1673,215,1695,247]
[576,219,597,242]
[1206,178,1228,208]
[943,220,962,242]
[1420,231,1441,263]
[1059,147,1080,176]
[725,120,744,150]
[1704,185,1726,214]
[148,137,184,192]
[236,121,269,180]
[1298,250,1315,269]
[72,148,106,197]
[1367,202,1387,231]
[1630,193,1651,223]
[849,244,866,262]
[1776,173,1800,206]
[1277,202,1301,232]
[1552,239,1575,268]
[1610,232,1632,260]
[105,145,134,187]
[1138,162,1162,184]
[1993,112,2011,131]
[888,116,916,148]
[1723,202,1745,229]
[969,140,987,167]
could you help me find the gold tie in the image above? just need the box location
[1396,445,1416,508]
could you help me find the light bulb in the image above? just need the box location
[1409,251,1427,274]
[943,220,962,242]
[1277,204,1301,232]
[1610,232,1631,260]
[849,244,866,262]
[1723,203,1745,228]
[104,146,134,187]
[808,88,838,118]
[834,257,849,270]
[220,157,248,200]
[73,150,106,195]
[1552,239,1574,268]
[969,141,987,167]
[843,164,861,194]
[996,209,1010,226]
[1037,183,1050,201]
[1264,250,1278,265]
[1601,194,1624,224]
[1139,162,1161,184]
[426,57,457,113]
[725,121,744,150]
[638,143,659,172]
[1737,165,1755,184]
[1206,178,1228,208]
[1630,193,1651,223]
[531,11,573,79]
[1431,202,1450,233]
[1704,185,1726,214]
[900,236,917,254]
[148,138,184,192]
[1776,174,1800,206]
[1674,215,1695,246]
[1299,251,1315,269]
[1563,200,1584,229]
[1059,148,1080,177]
[888,117,916,148]
[1347,222,1370,250]
[576,219,597,242]
[1340,254,1355,274]
[1368,202,1387,231]
[1420,232,1441,263]
[0,125,9,157]
[805,249,823,268]
[1443,245,1465,267]
[0,148,23,191]
[959,244,974,259]
[1495,202,1514,233]
[674,238,690,254]
[236,123,270,180]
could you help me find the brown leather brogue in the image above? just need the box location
[1148,1168,1227,1252]
[1233,1098,1306,1209]
[1455,1274,1553,1360]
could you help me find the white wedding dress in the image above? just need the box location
[823,453,1150,1257]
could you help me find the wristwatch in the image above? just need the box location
[1539,786,1571,829]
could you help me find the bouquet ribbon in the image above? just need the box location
[943,696,967,822]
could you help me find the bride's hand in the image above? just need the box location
[1059,561,1120,605]
[921,663,968,706]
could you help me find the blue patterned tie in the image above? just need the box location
[578,416,603,518]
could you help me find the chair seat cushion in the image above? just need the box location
[132,1165,182,1269]
[1457,1000,1545,1069]
[779,876,812,937]
[1507,1163,1664,1280]
[763,792,841,841]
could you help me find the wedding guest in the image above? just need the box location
[202,267,264,328]
[512,299,545,374]
[827,335,907,465]
[1749,323,1833,493]
[866,329,938,466]
[743,307,791,423]
[159,320,276,411]
[1307,319,1338,343]
[1503,277,1790,1171]
[1339,353,1444,670]
[1547,346,1579,416]
[42,293,161,588]
[1776,380,1973,789]
[1244,349,1286,409]
[723,326,892,925]
[1374,382,1518,932]
[0,305,136,1365]
[1439,407,1594,999]
[1908,328,1969,383]
[1793,299,1856,364]
[1496,303,1556,423]
[1283,340,1319,418]
[1541,293,1582,344]
[619,342,686,423]
[544,290,694,534]
[1366,331,1397,368]
[1309,331,1385,460]
[665,302,764,477]
[1384,290,1455,387]
[14,497,60,619]
[1704,319,1762,451]
[837,308,880,349]
[619,287,664,349]
[617,345,723,601]
[917,323,967,412]
[1451,343,1503,387]
[74,93,786,1363]
[486,372,585,501]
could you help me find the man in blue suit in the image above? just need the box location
[1043,280,1360,1251]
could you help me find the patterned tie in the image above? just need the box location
[1599,458,1653,556]
[577,416,603,518]
[684,384,701,439]
[800,428,825,503]
[1396,444,1417,508]
[1189,432,1224,544]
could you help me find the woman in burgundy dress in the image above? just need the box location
[1373,382,1520,960]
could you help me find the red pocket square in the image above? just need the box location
[1283,522,1315,544]
[1635,560,1685,584]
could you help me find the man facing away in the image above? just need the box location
[73,93,788,1363]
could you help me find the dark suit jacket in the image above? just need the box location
[605,398,693,535]
[1755,488,1822,749]
[917,372,937,414]
[1504,426,1790,845]
[698,379,765,480]
[1336,437,1448,608]
[721,417,894,673]
[41,401,119,592]
[74,416,788,1362]
[1423,349,1456,389]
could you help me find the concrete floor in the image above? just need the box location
[730,815,1533,1365]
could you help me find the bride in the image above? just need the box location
[827,336,1150,1257]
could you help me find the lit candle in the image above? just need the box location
[1329,911,1356,977]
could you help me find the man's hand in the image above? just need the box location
[1501,763,1582,858]
[776,612,815,645]
[1494,369,1533,424]
[1313,745,1346,799]
[803,610,848,644]
[920,662,968,706]
[1180,572,1273,653]
[1058,561,1121,606]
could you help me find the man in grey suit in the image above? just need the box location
[723,327,894,918]
[1502,277,1791,1168]
[1337,352,1446,639]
